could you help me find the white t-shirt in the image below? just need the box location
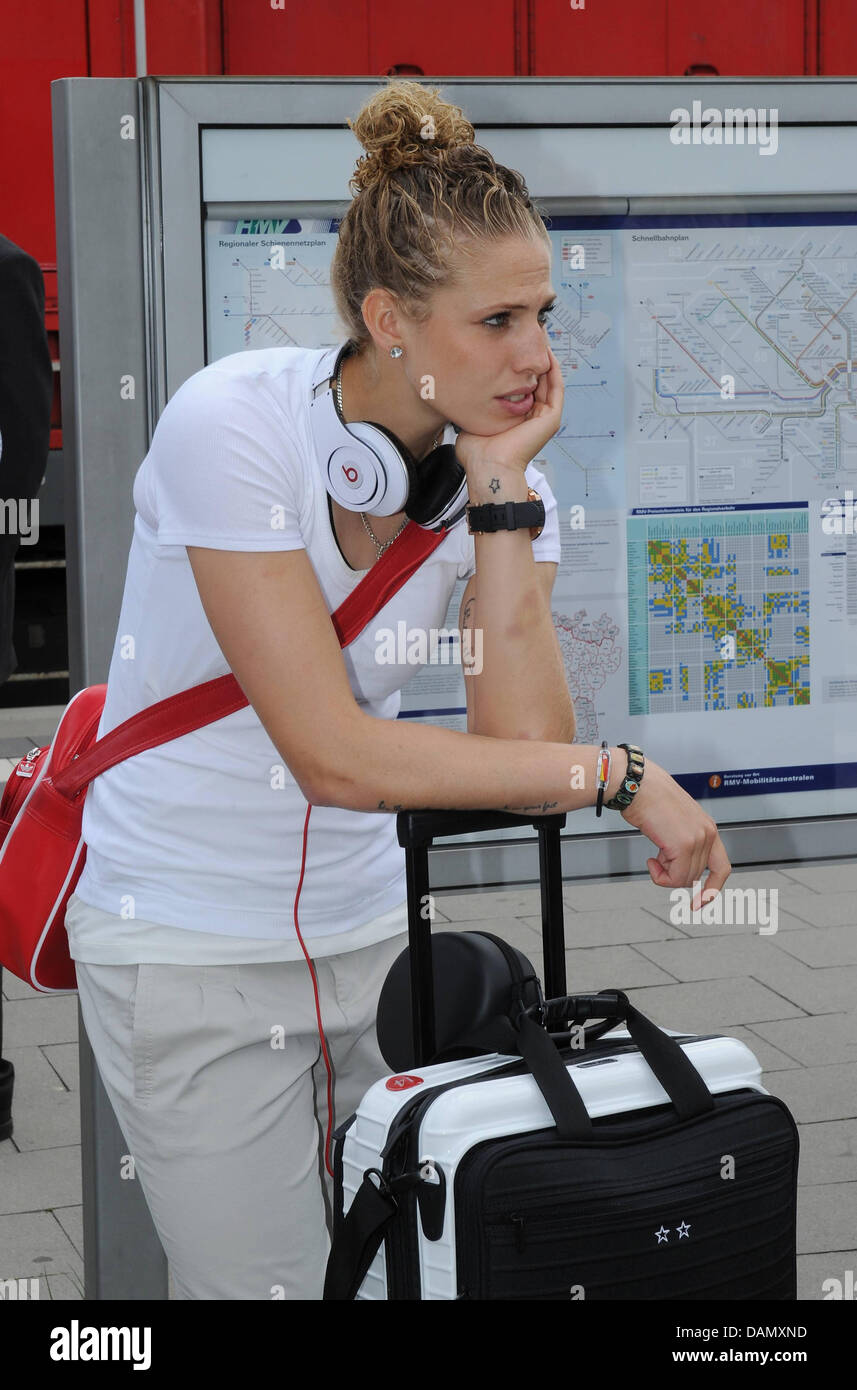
[67,344,561,965]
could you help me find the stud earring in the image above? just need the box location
[389,345,403,359]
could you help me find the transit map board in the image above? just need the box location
[204,212,857,831]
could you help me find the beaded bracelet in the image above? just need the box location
[604,742,645,811]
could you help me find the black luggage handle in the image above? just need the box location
[396,808,567,845]
[397,810,568,1065]
[513,990,715,1139]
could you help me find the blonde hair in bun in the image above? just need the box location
[331,78,550,353]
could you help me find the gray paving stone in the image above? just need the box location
[2,995,79,1047]
[562,876,681,913]
[45,1271,84,1300]
[635,939,857,1016]
[433,887,543,921]
[424,913,548,956]
[3,1047,79,1151]
[0,736,37,757]
[0,1210,84,1282]
[26,731,61,748]
[633,934,808,982]
[1,972,48,1002]
[796,1182,857,1254]
[0,1143,82,1215]
[784,861,857,894]
[715,867,822,893]
[729,1025,803,1072]
[781,893,857,929]
[772,926,857,968]
[616,978,805,1032]
[750,1014,857,1067]
[761,1065,857,1123]
[520,906,686,946]
[53,1205,84,1259]
[521,942,677,990]
[737,960,857,1017]
[0,705,64,739]
[796,1120,857,1186]
[797,1251,857,1300]
[42,1043,80,1094]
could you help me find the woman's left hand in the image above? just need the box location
[454,346,565,475]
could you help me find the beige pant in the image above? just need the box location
[74,929,410,1300]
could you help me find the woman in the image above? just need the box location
[65,79,731,1300]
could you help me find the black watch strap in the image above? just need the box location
[466,497,546,534]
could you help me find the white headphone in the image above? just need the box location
[308,341,469,532]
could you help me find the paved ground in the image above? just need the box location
[1,704,855,1301]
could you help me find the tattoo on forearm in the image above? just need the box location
[376,800,438,813]
[502,800,560,814]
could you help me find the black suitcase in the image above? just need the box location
[324,810,799,1301]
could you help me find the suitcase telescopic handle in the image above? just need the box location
[514,990,716,1139]
[396,811,568,1064]
[396,809,567,846]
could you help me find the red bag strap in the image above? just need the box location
[52,520,450,799]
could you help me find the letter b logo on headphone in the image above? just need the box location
[310,343,469,530]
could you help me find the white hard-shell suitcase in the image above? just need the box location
[324,811,799,1301]
[336,1026,773,1300]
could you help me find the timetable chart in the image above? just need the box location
[628,507,810,716]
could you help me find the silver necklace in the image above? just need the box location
[335,351,444,559]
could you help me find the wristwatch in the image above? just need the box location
[466,487,545,541]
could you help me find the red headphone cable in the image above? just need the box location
[292,799,336,1178]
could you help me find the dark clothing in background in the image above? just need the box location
[0,235,53,686]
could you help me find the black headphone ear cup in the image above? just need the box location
[376,932,540,1072]
[404,444,468,529]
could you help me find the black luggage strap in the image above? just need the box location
[323,1168,422,1301]
[514,989,715,1138]
[514,1011,592,1138]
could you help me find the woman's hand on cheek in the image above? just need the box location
[454,346,565,475]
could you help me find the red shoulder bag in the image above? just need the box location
[0,522,448,992]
